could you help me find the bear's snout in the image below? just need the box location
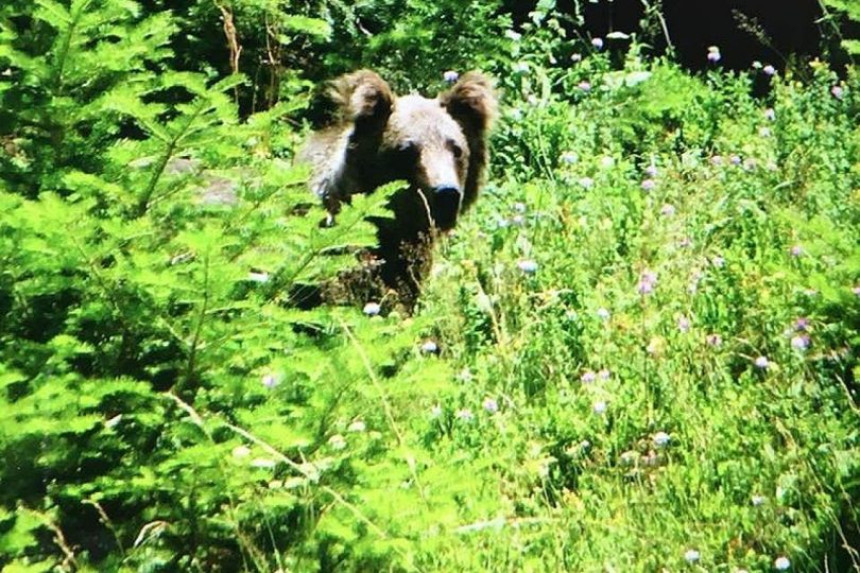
[431,184,462,231]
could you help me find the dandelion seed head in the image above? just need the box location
[363,302,381,316]
[517,259,539,274]
[653,431,671,447]
[421,340,439,354]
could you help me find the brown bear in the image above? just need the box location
[297,69,497,310]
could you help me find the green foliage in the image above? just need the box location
[821,0,860,57]
[1,0,859,571]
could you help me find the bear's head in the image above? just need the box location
[326,69,497,231]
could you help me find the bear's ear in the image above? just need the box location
[439,72,497,139]
[329,69,394,128]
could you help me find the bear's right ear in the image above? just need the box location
[329,69,394,129]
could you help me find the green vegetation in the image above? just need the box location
[1,1,858,571]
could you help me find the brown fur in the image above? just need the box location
[297,69,497,311]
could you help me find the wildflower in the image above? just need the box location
[764,108,776,121]
[646,339,660,355]
[598,368,611,380]
[751,495,766,506]
[831,85,844,100]
[347,420,366,433]
[430,404,443,418]
[754,356,770,369]
[678,316,691,333]
[232,445,251,458]
[600,156,615,168]
[774,556,791,570]
[455,408,474,421]
[248,271,270,283]
[706,334,723,347]
[707,46,721,63]
[712,255,725,268]
[684,549,701,563]
[763,64,776,76]
[645,164,659,177]
[421,340,440,354]
[483,397,499,414]
[571,53,582,62]
[591,37,604,50]
[790,244,804,257]
[328,434,347,450]
[561,151,579,164]
[443,70,459,83]
[678,236,693,249]
[511,214,525,226]
[752,60,763,69]
[730,154,742,166]
[457,367,473,383]
[513,201,527,213]
[710,154,724,166]
[363,301,381,316]
[517,259,539,274]
[759,127,772,137]
[579,176,594,189]
[637,280,654,295]
[592,400,607,415]
[597,307,611,321]
[581,370,597,384]
[853,285,860,297]
[261,374,280,389]
[641,178,656,192]
[638,269,657,295]
[653,431,671,447]
[790,335,810,351]
[660,203,676,216]
[578,80,592,92]
[794,318,809,331]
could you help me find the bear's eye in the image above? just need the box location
[448,140,464,159]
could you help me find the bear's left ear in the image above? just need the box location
[439,72,497,139]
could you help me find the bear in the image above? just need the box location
[297,69,497,311]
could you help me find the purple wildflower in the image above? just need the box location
[443,70,459,83]
[790,335,810,351]
[706,334,723,347]
[660,203,676,216]
[763,64,776,76]
[483,397,499,414]
[591,37,604,50]
[707,46,721,63]
[578,81,592,92]
[790,244,804,257]
[754,356,770,369]
[641,178,656,192]
[831,85,844,100]
[678,316,691,333]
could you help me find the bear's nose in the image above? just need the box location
[431,185,462,230]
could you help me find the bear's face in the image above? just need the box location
[376,95,472,230]
[306,70,496,234]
